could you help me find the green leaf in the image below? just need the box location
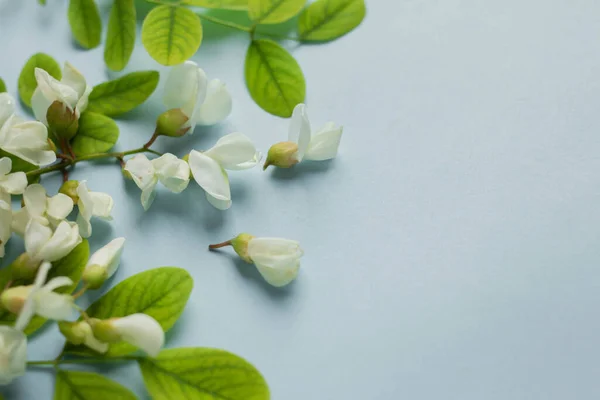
[183,0,248,10]
[71,112,119,156]
[87,71,159,117]
[248,0,306,24]
[54,370,136,400]
[0,241,89,335]
[68,0,102,49]
[139,348,270,400]
[66,267,193,356]
[104,0,137,71]
[142,5,203,66]
[0,78,6,93]
[298,0,365,41]
[18,53,62,107]
[245,39,305,117]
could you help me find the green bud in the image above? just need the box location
[1,286,31,314]
[59,180,80,203]
[231,233,254,263]
[46,100,79,141]
[263,141,299,170]
[90,319,121,343]
[156,109,190,138]
[82,264,108,290]
[9,253,42,281]
[58,321,87,345]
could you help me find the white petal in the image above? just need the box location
[34,67,79,111]
[0,119,56,166]
[204,132,259,170]
[80,322,109,354]
[0,172,27,195]
[112,314,164,357]
[163,62,208,123]
[86,237,125,279]
[24,219,53,260]
[11,207,31,237]
[0,200,12,248]
[254,258,300,287]
[124,154,156,191]
[188,150,231,209]
[43,276,73,292]
[76,212,92,239]
[14,262,52,331]
[30,87,53,126]
[0,93,16,128]
[304,123,343,161]
[288,104,311,161]
[89,192,113,219]
[0,157,11,176]
[248,237,304,260]
[61,62,88,102]
[36,221,81,262]
[47,193,74,221]
[194,79,232,126]
[0,326,27,383]
[34,291,74,321]
[33,261,53,289]
[205,191,232,210]
[141,182,157,211]
[75,85,92,115]
[152,153,190,193]
[76,181,94,221]
[23,184,47,217]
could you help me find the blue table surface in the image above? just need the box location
[1,1,600,399]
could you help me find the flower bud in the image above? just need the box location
[231,233,254,263]
[1,286,32,314]
[59,180,79,203]
[9,253,42,281]
[263,141,299,170]
[46,100,79,141]
[155,109,190,138]
[82,238,125,290]
[90,319,121,343]
[82,265,107,290]
[58,321,87,345]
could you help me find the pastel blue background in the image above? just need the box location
[1,0,600,399]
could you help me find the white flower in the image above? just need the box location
[24,219,81,263]
[247,237,303,287]
[75,181,114,238]
[0,326,27,385]
[93,314,164,357]
[0,93,56,166]
[12,184,74,236]
[0,157,27,257]
[82,237,125,289]
[188,133,260,210]
[8,262,75,331]
[124,153,190,210]
[31,62,91,126]
[264,104,343,169]
[0,199,11,258]
[163,61,232,133]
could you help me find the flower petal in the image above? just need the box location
[248,237,304,260]
[80,322,109,354]
[11,207,30,237]
[0,200,11,257]
[194,79,232,126]
[112,314,164,357]
[34,291,74,321]
[0,93,16,128]
[163,62,208,124]
[23,184,47,218]
[86,237,125,279]
[61,62,88,102]
[0,326,27,383]
[47,193,74,221]
[0,119,56,166]
[0,157,11,176]
[76,181,94,221]
[43,276,74,292]
[188,150,231,209]
[254,258,300,287]
[14,262,52,331]
[205,191,232,210]
[152,153,190,193]
[0,171,27,195]
[124,154,156,191]
[141,182,158,211]
[304,122,343,161]
[34,67,79,111]
[288,103,311,161]
[36,221,81,262]
[24,219,53,260]
[247,237,303,286]
[76,212,92,239]
[30,87,53,126]
[89,192,113,219]
[204,132,259,170]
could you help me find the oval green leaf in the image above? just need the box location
[104,0,137,71]
[71,112,119,156]
[298,0,365,41]
[248,0,306,24]
[139,348,270,400]
[54,370,136,400]
[0,241,89,335]
[18,53,62,107]
[0,78,6,93]
[142,5,203,66]
[183,0,248,10]
[66,267,193,356]
[68,0,102,49]
[245,39,305,117]
[87,71,159,117]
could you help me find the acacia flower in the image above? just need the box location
[163,60,232,134]
[11,184,74,236]
[82,237,125,289]
[0,326,27,385]
[2,262,75,332]
[188,133,260,210]
[264,103,343,169]
[0,157,27,257]
[24,219,81,263]
[0,93,56,166]
[124,153,190,210]
[59,320,108,354]
[31,62,91,128]
[210,234,303,287]
[75,181,114,238]
[92,313,164,357]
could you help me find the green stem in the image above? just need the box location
[26,148,161,178]
[27,355,141,366]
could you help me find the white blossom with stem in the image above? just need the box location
[75,181,114,238]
